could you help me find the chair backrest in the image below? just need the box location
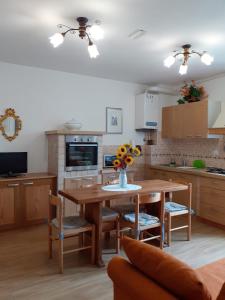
[168,179,192,208]
[49,192,64,232]
[133,192,165,229]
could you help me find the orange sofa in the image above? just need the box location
[107,237,225,300]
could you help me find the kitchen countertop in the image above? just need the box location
[149,165,225,180]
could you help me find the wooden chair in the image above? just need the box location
[48,192,95,273]
[119,192,165,249]
[81,181,120,254]
[165,180,192,246]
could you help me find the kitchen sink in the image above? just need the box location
[176,166,195,169]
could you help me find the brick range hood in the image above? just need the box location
[45,130,105,190]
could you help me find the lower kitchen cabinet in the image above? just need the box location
[148,166,225,227]
[199,178,225,226]
[148,168,198,214]
[0,174,56,231]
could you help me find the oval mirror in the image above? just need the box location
[0,108,22,142]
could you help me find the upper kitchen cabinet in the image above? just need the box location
[161,100,222,139]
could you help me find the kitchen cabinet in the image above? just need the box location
[148,168,198,213]
[0,174,56,231]
[148,166,225,227]
[162,100,220,139]
[199,177,225,226]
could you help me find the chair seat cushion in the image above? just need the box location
[123,212,159,226]
[52,216,89,229]
[165,201,188,212]
[122,236,212,300]
[102,207,119,221]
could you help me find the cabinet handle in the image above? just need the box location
[23,182,34,186]
[7,183,19,187]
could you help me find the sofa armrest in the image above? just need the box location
[107,257,178,300]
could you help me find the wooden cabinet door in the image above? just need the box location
[162,106,182,139]
[162,106,174,138]
[182,101,208,138]
[23,179,52,223]
[199,185,225,225]
[0,182,20,228]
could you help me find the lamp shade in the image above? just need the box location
[49,33,64,48]
[201,52,214,65]
[179,64,188,75]
[164,55,175,68]
[89,24,104,40]
[88,44,99,58]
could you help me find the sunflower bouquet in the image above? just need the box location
[113,144,141,171]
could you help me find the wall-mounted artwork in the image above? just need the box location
[0,108,22,142]
[106,107,123,134]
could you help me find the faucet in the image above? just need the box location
[182,158,187,167]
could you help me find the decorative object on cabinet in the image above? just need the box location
[0,108,22,141]
[113,144,141,188]
[64,118,82,130]
[164,44,214,75]
[49,17,104,58]
[106,107,123,134]
[177,81,208,104]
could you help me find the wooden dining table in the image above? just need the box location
[59,179,188,267]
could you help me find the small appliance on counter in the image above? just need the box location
[103,154,116,168]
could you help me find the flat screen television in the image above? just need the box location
[0,152,27,177]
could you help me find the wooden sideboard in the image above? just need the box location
[0,173,57,231]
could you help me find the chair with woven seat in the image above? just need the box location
[165,179,192,246]
[81,181,120,254]
[119,192,165,249]
[48,193,95,273]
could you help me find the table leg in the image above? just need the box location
[85,202,104,267]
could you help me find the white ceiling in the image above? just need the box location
[1,0,225,85]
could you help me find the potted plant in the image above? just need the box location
[178,80,208,104]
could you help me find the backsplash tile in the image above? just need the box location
[148,132,225,168]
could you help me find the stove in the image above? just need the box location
[206,167,225,175]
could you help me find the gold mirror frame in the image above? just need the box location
[0,108,22,142]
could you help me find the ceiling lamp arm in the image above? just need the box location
[61,28,79,37]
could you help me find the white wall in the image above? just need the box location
[0,62,145,172]
[201,74,225,103]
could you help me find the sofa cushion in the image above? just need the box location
[196,259,225,300]
[122,236,212,300]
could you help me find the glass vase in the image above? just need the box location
[119,169,128,188]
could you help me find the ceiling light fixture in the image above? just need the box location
[164,44,214,75]
[49,17,104,58]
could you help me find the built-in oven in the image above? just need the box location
[65,136,98,171]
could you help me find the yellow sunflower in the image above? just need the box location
[117,145,127,154]
[132,147,141,157]
[113,159,121,168]
[124,143,132,150]
[116,152,124,159]
[125,155,134,166]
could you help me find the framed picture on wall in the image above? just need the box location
[106,107,123,134]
